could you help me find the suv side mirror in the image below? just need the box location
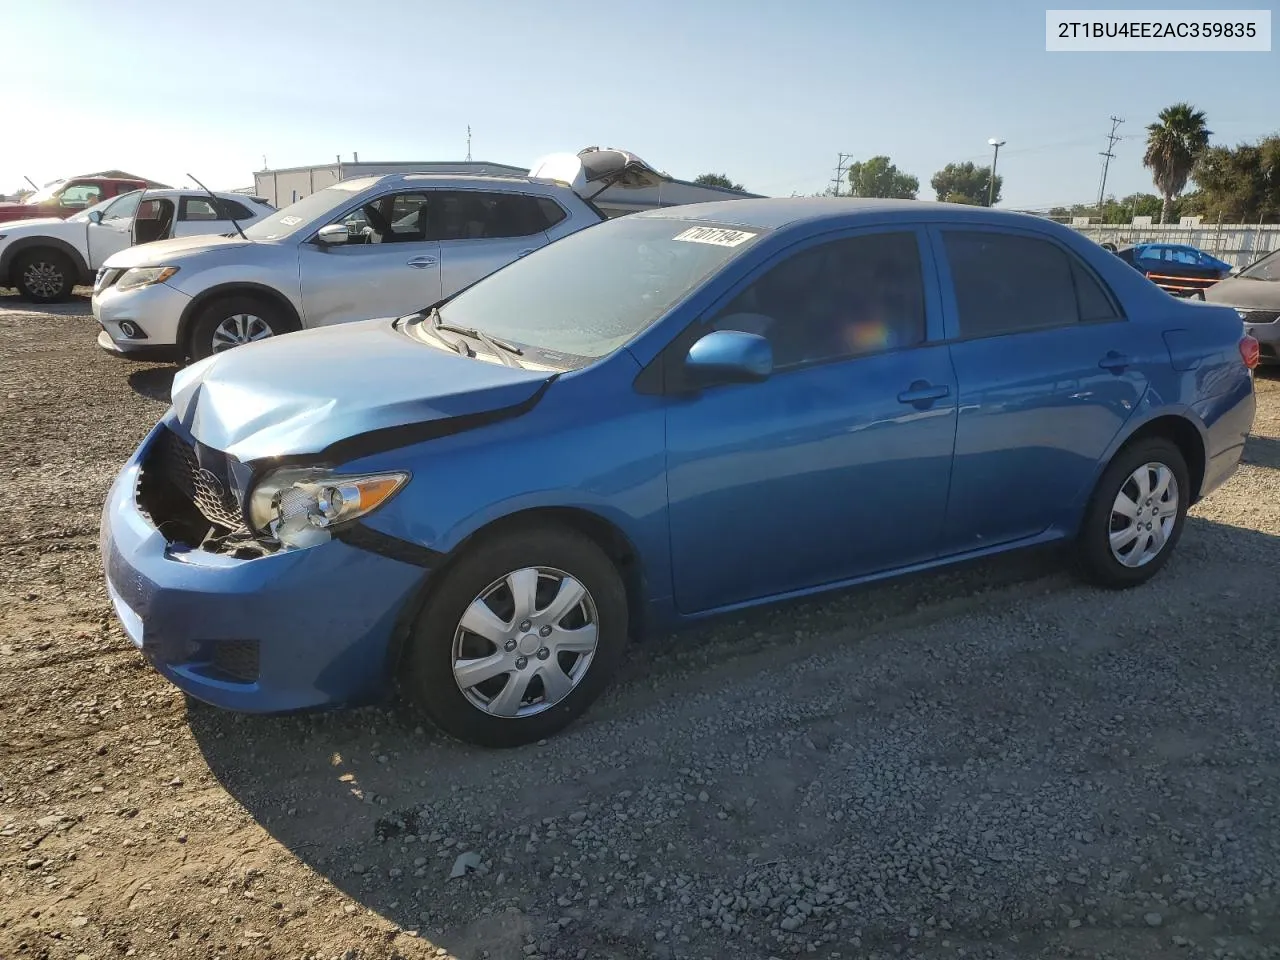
[87,210,103,224]
[684,330,773,387]
[315,223,350,246]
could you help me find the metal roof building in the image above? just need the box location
[252,159,761,218]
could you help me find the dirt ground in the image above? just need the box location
[2,293,1279,960]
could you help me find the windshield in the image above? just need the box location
[1239,248,1280,281]
[243,181,374,240]
[432,216,766,359]
[21,182,64,205]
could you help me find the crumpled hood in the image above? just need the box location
[170,318,553,463]
[104,233,254,269]
[1205,277,1280,310]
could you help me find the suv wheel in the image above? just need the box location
[188,295,290,362]
[14,249,75,303]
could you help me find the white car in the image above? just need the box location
[93,148,665,363]
[0,189,274,303]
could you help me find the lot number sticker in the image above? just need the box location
[672,226,757,247]
[278,215,303,226]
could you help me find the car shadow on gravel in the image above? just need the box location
[179,518,1280,957]
[127,366,178,402]
[1243,432,1280,469]
[0,290,92,315]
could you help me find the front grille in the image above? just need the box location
[95,267,124,292]
[136,427,245,537]
[1241,309,1280,325]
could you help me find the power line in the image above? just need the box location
[1096,116,1124,212]
[830,153,854,196]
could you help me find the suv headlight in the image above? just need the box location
[248,468,409,549]
[116,266,179,291]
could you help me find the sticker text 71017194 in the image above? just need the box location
[671,226,758,247]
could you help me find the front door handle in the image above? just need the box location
[406,256,437,268]
[1099,351,1130,372]
[516,248,536,258]
[897,381,950,406]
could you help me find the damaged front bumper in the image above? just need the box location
[99,421,427,712]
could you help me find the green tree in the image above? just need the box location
[931,162,1001,206]
[846,155,919,199]
[693,172,746,191]
[1189,136,1280,223]
[1143,103,1212,224]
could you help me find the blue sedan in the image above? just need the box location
[1114,242,1234,298]
[101,199,1259,746]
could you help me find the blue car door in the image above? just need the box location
[930,226,1151,554]
[664,227,958,615]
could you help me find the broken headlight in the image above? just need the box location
[248,468,409,549]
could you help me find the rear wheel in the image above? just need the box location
[1075,437,1189,589]
[402,525,628,747]
[188,295,290,362]
[14,249,75,302]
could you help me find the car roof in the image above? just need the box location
[629,197,1061,231]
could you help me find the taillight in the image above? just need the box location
[1240,335,1260,370]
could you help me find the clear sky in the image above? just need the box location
[3,0,1275,208]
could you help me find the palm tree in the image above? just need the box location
[1143,103,1212,224]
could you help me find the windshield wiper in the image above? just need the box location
[421,307,472,357]
[429,309,525,367]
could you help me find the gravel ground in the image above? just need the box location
[2,292,1280,960]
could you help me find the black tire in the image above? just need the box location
[14,249,76,303]
[402,525,628,747]
[187,294,291,362]
[1075,437,1190,589]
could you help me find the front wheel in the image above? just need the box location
[187,295,290,362]
[14,249,75,303]
[1075,437,1190,589]
[402,526,628,747]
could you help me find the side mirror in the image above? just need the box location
[684,330,773,387]
[87,210,103,224]
[315,223,350,246]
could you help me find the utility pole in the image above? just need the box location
[466,126,472,163]
[1096,116,1124,216]
[831,153,854,196]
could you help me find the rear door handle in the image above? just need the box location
[897,381,950,406]
[406,256,437,268]
[1099,351,1130,372]
[516,248,536,258]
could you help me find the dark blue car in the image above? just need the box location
[1114,242,1234,298]
[101,199,1259,746]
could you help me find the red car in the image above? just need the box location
[0,176,148,224]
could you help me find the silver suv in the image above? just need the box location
[93,149,662,362]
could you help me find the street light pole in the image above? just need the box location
[987,138,1005,207]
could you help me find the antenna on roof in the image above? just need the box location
[466,125,472,163]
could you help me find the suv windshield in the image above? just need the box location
[1239,249,1280,282]
[21,182,64,205]
[431,216,766,359]
[243,180,378,240]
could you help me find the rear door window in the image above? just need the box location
[942,230,1119,338]
[426,192,554,241]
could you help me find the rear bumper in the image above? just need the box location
[1193,375,1257,501]
[100,423,427,712]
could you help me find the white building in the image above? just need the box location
[252,159,761,217]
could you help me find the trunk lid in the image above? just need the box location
[528,147,666,201]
